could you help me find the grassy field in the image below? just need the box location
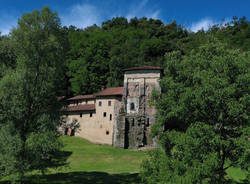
[0,136,248,184]
[60,136,147,174]
[1,136,147,184]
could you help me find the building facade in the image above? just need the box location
[62,66,162,148]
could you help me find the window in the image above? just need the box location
[99,101,102,106]
[108,101,111,106]
[106,130,109,135]
[110,114,112,121]
[130,103,135,110]
[80,113,82,118]
[90,113,93,117]
[85,100,88,104]
[132,118,135,126]
[103,112,106,117]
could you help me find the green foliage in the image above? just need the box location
[0,35,17,77]
[210,17,250,51]
[68,29,112,94]
[142,40,250,184]
[66,16,250,96]
[0,7,66,183]
[67,17,188,95]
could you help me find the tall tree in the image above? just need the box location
[0,7,66,183]
[141,40,250,183]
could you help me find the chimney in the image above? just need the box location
[101,86,105,91]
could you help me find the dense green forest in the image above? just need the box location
[0,7,249,184]
[67,16,250,95]
[1,13,250,96]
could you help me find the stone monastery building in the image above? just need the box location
[62,66,162,148]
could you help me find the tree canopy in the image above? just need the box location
[67,17,188,95]
[141,40,250,184]
[0,7,67,183]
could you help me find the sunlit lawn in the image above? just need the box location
[1,136,147,184]
[0,136,247,184]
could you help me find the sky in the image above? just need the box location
[0,0,249,35]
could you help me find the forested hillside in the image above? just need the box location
[1,15,250,96]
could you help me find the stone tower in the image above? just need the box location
[113,66,162,148]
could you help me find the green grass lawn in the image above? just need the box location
[60,136,147,174]
[1,136,147,184]
[0,136,248,184]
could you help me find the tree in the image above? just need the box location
[141,40,250,183]
[68,29,112,94]
[67,17,188,95]
[0,7,66,183]
[0,35,17,77]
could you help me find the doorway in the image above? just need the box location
[124,118,130,148]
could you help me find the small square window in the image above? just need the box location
[80,113,82,118]
[108,101,111,106]
[90,113,92,117]
[99,101,102,106]
[103,112,106,117]
[110,114,112,121]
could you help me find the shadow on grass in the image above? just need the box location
[47,150,73,168]
[0,172,141,184]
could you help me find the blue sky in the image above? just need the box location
[0,0,249,35]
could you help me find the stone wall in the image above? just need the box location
[114,69,161,148]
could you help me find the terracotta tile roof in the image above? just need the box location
[67,94,95,101]
[95,87,123,96]
[62,104,95,112]
[123,66,163,72]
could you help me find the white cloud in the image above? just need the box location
[190,18,217,32]
[0,1,162,33]
[60,1,161,29]
[150,10,160,19]
[126,0,161,20]
[61,3,101,28]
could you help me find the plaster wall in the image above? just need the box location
[95,96,122,145]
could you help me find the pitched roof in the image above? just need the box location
[95,87,123,96]
[62,104,95,112]
[123,66,163,72]
[67,94,95,101]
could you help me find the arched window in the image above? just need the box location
[130,103,135,110]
